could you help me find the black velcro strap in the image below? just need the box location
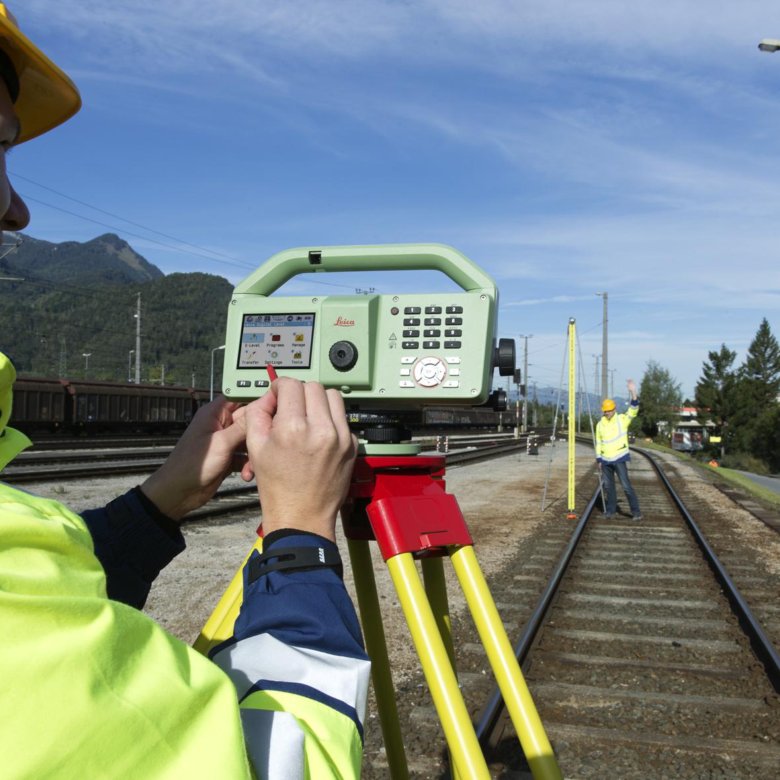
[248,545,342,583]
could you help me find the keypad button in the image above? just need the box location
[403,318,421,326]
[424,306,442,314]
[423,340,441,349]
[446,305,464,314]
[445,317,463,325]
[254,380,270,387]
[404,306,421,314]
[423,329,441,338]
[402,341,419,349]
[444,341,462,349]
[444,329,462,337]
[424,317,442,326]
[403,329,420,338]
[401,356,416,364]
[399,380,415,388]
[446,356,461,364]
[400,368,411,376]
[442,380,460,388]
[237,380,251,388]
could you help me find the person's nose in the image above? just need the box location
[2,183,30,231]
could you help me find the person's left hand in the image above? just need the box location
[140,396,248,521]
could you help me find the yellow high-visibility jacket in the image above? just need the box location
[0,352,369,779]
[595,401,639,463]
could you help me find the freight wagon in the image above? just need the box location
[12,376,208,434]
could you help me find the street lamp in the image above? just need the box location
[210,345,226,400]
[759,38,780,52]
[128,349,135,383]
[82,352,92,378]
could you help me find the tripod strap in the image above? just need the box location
[247,545,342,582]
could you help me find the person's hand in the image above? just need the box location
[626,378,637,396]
[242,377,358,542]
[140,397,248,521]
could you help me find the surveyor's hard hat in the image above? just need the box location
[601,398,616,413]
[0,3,80,143]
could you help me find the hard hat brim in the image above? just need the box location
[0,6,81,143]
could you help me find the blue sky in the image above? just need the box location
[10,1,780,399]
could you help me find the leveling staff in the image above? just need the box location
[0,7,369,778]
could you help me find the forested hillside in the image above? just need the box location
[0,232,233,387]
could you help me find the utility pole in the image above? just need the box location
[58,337,67,378]
[134,292,142,384]
[593,353,600,400]
[596,291,608,402]
[519,334,533,432]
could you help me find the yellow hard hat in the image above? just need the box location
[0,3,81,143]
[601,398,616,412]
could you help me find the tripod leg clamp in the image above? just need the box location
[247,545,342,582]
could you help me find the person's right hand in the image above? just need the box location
[241,377,358,542]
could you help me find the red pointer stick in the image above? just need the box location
[266,364,278,382]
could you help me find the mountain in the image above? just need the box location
[0,232,233,387]
[3,232,164,286]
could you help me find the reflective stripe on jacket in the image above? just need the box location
[596,402,638,463]
[211,533,371,780]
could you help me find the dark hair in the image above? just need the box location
[0,48,19,103]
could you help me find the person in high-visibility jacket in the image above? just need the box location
[595,378,643,521]
[0,6,369,778]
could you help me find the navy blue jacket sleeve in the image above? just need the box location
[81,487,185,609]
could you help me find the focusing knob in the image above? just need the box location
[493,338,516,376]
[329,341,358,371]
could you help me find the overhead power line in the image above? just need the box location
[12,172,248,265]
[12,174,361,291]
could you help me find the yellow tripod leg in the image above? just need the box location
[387,552,490,780]
[421,557,455,669]
[450,545,562,780]
[421,557,465,780]
[193,536,263,656]
[347,539,409,780]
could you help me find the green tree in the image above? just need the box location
[637,360,682,438]
[742,318,780,400]
[735,319,780,463]
[695,344,739,457]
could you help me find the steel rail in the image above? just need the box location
[638,448,780,691]
[472,484,600,752]
[474,446,780,764]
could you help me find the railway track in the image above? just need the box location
[468,447,780,778]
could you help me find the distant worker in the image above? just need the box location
[596,378,643,521]
[0,6,368,779]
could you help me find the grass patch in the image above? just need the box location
[707,466,780,508]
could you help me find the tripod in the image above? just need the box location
[341,444,561,780]
[194,441,562,780]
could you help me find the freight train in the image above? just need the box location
[12,375,511,436]
[11,376,208,435]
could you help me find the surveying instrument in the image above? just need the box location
[196,244,562,779]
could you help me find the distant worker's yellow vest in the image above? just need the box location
[596,404,638,462]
